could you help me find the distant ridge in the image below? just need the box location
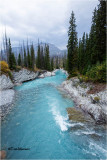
[12,42,67,57]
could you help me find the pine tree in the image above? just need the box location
[30,44,35,70]
[96,0,106,63]
[89,7,98,65]
[81,32,87,74]
[63,53,67,69]
[44,44,47,69]
[67,11,78,75]
[56,56,59,69]
[24,48,27,67]
[36,44,41,69]
[11,53,16,69]
[78,38,82,71]
[40,45,45,69]
[51,58,54,71]
[8,38,13,69]
[18,53,22,66]
[4,31,9,63]
[85,33,91,68]
[89,1,106,65]
[45,44,50,71]
[20,46,24,67]
[27,46,31,68]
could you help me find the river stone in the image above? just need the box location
[44,72,52,77]
[0,150,6,159]
[12,69,39,83]
[38,74,45,78]
[51,72,55,76]
[0,75,14,90]
[67,107,92,123]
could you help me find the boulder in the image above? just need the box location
[44,72,52,77]
[0,89,15,106]
[38,74,45,78]
[66,107,92,123]
[0,150,6,159]
[0,75,14,90]
[12,69,39,83]
[51,72,55,76]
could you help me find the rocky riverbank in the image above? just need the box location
[38,71,55,78]
[60,77,107,124]
[0,74,15,120]
[12,68,39,84]
[0,68,56,120]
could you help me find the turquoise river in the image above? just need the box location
[1,70,107,159]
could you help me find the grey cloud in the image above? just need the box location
[0,0,98,50]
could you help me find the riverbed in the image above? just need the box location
[1,70,107,159]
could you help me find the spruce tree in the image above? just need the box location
[30,44,35,70]
[85,33,91,68]
[67,11,78,75]
[44,44,47,69]
[36,44,41,69]
[18,53,22,66]
[27,46,31,68]
[96,1,106,63]
[81,32,86,74]
[56,56,59,69]
[78,38,82,72]
[45,44,50,71]
[8,38,12,69]
[11,53,16,69]
[40,45,45,69]
[89,7,98,65]
[51,58,54,71]
[7,38,16,69]
[24,48,27,67]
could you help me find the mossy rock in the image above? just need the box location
[0,150,6,159]
[70,124,85,131]
[90,133,101,141]
[94,96,100,102]
[66,107,92,123]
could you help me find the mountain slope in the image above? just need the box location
[12,43,67,57]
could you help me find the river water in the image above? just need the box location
[1,70,107,159]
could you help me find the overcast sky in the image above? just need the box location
[0,0,99,50]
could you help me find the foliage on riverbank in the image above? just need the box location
[0,61,10,74]
[66,1,106,83]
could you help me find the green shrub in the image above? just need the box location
[86,61,106,82]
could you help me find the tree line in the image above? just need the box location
[0,37,57,71]
[0,33,67,71]
[67,0,106,81]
